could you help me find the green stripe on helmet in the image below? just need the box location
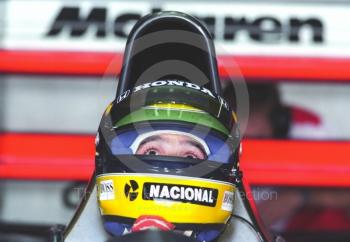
[114,107,229,135]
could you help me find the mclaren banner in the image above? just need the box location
[1,0,350,80]
[1,0,349,57]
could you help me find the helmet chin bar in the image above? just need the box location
[62,148,276,242]
[61,168,278,242]
[60,139,276,242]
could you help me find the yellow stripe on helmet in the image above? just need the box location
[148,103,204,113]
[97,173,235,224]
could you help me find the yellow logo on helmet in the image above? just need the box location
[97,173,235,225]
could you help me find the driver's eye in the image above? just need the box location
[146,149,159,155]
[186,154,197,159]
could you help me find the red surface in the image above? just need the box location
[1,133,350,186]
[0,50,121,76]
[0,133,95,181]
[241,140,350,187]
[287,207,350,231]
[2,50,350,81]
[291,106,321,125]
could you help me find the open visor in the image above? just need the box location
[109,122,234,164]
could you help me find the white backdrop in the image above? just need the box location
[1,75,350,139]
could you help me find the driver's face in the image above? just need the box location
[136,134,207,159]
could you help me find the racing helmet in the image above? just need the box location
[95,80,240,242]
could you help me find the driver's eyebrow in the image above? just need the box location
[139,135,162,146]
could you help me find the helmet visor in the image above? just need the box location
[109,123,233,164]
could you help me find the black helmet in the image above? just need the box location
[95,12,240,242]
